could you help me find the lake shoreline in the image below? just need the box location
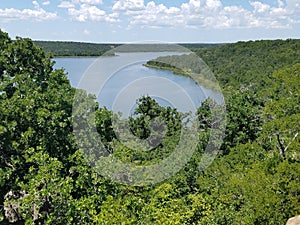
[143,62,220,92]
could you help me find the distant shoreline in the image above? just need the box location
[52,54,117,59]
[34,40,223,57]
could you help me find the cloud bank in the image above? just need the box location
[1,0,300,29]
[110,0,300,29]
[0,1,57,22]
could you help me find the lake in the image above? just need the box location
[53,52,222,117]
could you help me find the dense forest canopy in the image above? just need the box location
[0,30,299,224]
[33,41,222,57]
[34,41,119,57]
[196,39,300,89]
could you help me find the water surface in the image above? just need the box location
[53,52,222,116]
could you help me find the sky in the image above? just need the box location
[0,0,300,43]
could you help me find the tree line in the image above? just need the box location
[34,41,118,57]
[33,41,222,57]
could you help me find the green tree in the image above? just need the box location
[261,64,300,159]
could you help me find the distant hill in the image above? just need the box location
[34,41,120,57]
[33,41,224,57]
[180,43,226,50]
[194,38,300,88]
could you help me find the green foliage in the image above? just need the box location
[146,54,206,75]
[130,96,182,139]
[0,30,117,224]
[34,41,118,57]
[260,64,300,159]
[1,29,300,224]
[144,53,219,90]
[95,107,116,149]
[222,89,263,153]
[98,96,184,165]
[196,39,300,89]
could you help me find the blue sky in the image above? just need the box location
[1,0,300,43]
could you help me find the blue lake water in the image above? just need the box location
[53,52,222,116]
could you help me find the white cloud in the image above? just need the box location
[0,1,57,22]
[181,0,200,13]
[58,0,102,8]
[190,0,201,8]
[42,1,51,6]
[277,0,285,8]
[106,12,120,22]
[75,0,103,5]
[58,1,75,8]
[68,4,118,22]
[58,0,300,29]
[32,0,39,8]
[166,7,181,14]
[117,0,300,29]
[128,0,227,28]
[206,0,222,10]
[250,1,270,13]
[112,0,145,12]
[270,7,287,17]
[286,0,300,10]
[128,1,185,27]
[69,4,105,21]
[59,0,118,22]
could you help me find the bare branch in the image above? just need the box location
[284,132,299,153]
[4,160,15,170]
[276,132,299,159]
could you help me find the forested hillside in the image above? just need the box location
[34,41,119,57]
[33,41,221,57]
[0,30,299,224]
[196,39,300,88]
